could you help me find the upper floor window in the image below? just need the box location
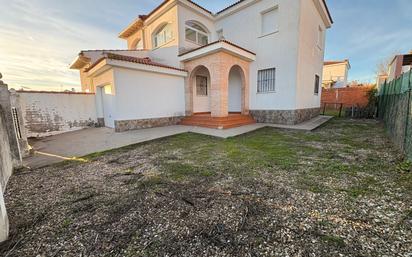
[185,21,209,46]
[153,23,173,48]
[261,6,279,36]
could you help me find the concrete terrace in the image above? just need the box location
[24,116,332,169]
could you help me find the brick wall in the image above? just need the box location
[321,86,374,107]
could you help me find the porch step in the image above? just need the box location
[180,114,256,129]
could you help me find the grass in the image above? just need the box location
[4,118,412,257]
[59,118,409,198]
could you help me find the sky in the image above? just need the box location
[0,0,411,91]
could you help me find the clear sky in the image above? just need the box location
[0,0,411,91]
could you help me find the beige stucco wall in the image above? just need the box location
[92,69,115,92]
[322,63,349,86]
[126,4,179,50]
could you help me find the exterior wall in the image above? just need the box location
[388,55,403,82]
[18,92,98,138]
[127,30,144,49]
[250,107,320,125]
[0,85,21,164]
[127,5,179,50]
[295,0,327,110]
[322,63,349,88]
[321,86,374,108]
[113,67,186,125]
[177,4,215,53]
[215,0,301,111]
[0,106,11,242]
[9,90,30,157]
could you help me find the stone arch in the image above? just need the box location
[228,64,249,115]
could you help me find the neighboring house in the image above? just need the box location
[376,73,388,91]
[387,53,412,82]
[322,59,350,88]
[70,0,333,131]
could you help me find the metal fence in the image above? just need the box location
[377,71,412,160]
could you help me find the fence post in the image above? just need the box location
[404,72,412,155]
[339,103,343,117]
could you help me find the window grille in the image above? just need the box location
[257,68,276,93]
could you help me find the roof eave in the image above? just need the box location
[118,18,144,39]
[179,41,256,62]
[70,54,91,70]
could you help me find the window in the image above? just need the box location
[314,75,320,94]
[153,23,173,48]
[261,7,278,36]
[317,26,324,49]
[196,76,208,96]
[257,68,276,93]
[185,21,209,46]
[217,29,224,40]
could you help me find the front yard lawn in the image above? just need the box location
[1,119,411,256]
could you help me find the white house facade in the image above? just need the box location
[71,0,333,131]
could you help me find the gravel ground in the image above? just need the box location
[0,119,411,257]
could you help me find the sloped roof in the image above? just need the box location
[324,59,350,66]
[85,53,187,73]
[178,39,256,57]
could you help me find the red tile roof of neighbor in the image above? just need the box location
[324,60,349,65]
[85,53,187,73]
[178,39,256,57]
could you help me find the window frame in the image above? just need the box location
[196,75,208,97]
[257,68,276,93]
[185,21,209,46]
[260,6,279,38]
[314,74,320,95]
[153,23,173,49]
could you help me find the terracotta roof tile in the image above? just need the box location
[85,53,187,73]
[324,60,349,66]
[178,39,256,57]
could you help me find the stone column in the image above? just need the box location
[241,66,250,115]
[210,54,229,118]
[0,73,22,165]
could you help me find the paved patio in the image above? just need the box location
[23,115,332,169]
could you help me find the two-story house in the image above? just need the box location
[70,0,333,131]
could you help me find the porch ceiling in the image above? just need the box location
[178,40,256,63]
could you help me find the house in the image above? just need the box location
[376,73,388,91]
[70,0,333,131]
[322,59,350,88]
[387,53,412,82]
